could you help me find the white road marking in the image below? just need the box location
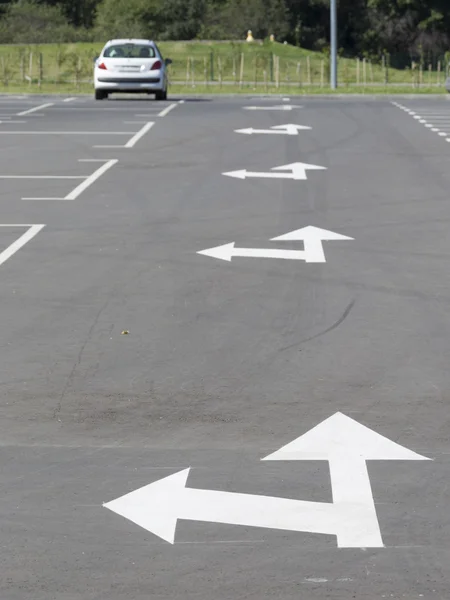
[105,413,429,548]
[0,120,26,124]
[243,105,302,111]
[223,162,327,181]
[0,131,136,135]
[125,122,154,147]
[235,124,311,136]
[66,159,117,199]
[94,122,154,149]
[63,97,76,102]
[22,159,118,200]
[198,226,352,263]
[0,175,85,179]
[158,103,178,117]
[0,224,45,268]
[17,102,53,116]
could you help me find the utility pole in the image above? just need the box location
[330,0,337,89]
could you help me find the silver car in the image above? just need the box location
[94,39,172,100]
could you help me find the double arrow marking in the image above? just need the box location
[198,226,353,263]
[235,124,311,136]
[104,413,430,548]
[224,162,326,181]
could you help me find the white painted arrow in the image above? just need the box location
[235,124,311,136]
[263,412,430,548]
[243,105,302,111]
[272,225,354,263]
[198,226,353,263]
[198,243,310,262]
[104,413,429,548]
[223,162,327,181]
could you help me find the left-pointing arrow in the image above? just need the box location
[223,162,327,181]
[197,243,309,262]
[235,124,312,135]
[104,467,338,545]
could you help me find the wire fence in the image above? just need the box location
[0,46,449,89]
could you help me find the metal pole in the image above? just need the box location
[330,0,337,89]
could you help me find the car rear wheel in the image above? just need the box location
[155,90,167,101]
[95,90,108,100]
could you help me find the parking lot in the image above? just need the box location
[1,93,450,600]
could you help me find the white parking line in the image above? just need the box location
[17,102,54,116]
[0,131,136,135]
[125,122,154,147]
[158,103,178,117]
[94,121,154,149]
[23,159,118,201]
[0,175,85,179]
[0,224,45,268]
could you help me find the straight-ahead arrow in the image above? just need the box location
[198,226,353,263]
[272,225,354,263]
[235,124,311,136]
[223,162,327,181]
[243,105,303,111]
[104,413,430,548]
[263,412,431,548]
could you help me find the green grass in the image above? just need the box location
[0,40,448,93]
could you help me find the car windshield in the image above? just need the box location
[103,44,156,59]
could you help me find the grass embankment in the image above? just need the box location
[0,41,448,94]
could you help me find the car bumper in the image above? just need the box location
[94,78,165,92]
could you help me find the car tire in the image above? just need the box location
[155,90,167,101]
[95,90,108,100]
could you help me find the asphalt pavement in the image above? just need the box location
[0,93,450,599]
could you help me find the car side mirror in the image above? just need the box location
[165,58,172,66]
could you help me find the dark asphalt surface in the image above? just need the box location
[0,93,450,599]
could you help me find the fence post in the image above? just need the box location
[39,53,43,87]
[437,61,441,85]
[320,59,324,87]
[270,52,274,82]
[384,53,389,84]
[218,56,222,89]
[210,51,214,81]
[253,57,257,89]
[21,54,25,82]
[297,61,302,88]
[307,56,311,85]
[363,58,366,86]
[29,51,33,85]
[239,52,244,88]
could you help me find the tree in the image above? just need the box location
[0,0,84,43]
